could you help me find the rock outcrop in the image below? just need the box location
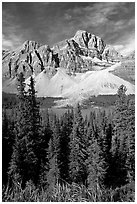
[2,40,59,80]
[72,30,105,53]
[102,45,123,62]
[2,30,122,82]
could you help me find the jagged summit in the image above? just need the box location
[3,29,128,100]
[103,45,123,61]
[73,30,105,53]
[16,40,41,54]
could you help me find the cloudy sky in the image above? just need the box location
[2,2,135,55]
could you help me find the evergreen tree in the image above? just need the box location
[24,76,43,184]
[69,104,87,184]
[104,122,113,187]
[8,72,28,186]
[97,111,112,171]
[59,110,74,183]
[110,85,130,187]
[39,109,52,187]
[87,138,107,191]
[87,110,113,188]
[126,100,135,182]
[47,115,61,188]
[2,110,15,185]
[8,74,42,187]
[89,111,98,140]
[85,111,97,153]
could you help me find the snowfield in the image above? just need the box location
[33,62,134,98]
[2,62,135,106]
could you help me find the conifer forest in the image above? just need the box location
[2,73,135,202]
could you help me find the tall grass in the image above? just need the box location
[2,181,135,202]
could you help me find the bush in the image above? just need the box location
[2,181,135,202]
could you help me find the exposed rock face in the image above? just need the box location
[73,30,105,53]
[55,39,86,73]
[73,30,90,48]
[2,41,59,80]
[2,30,122,81]
[19,40,41,53]
[52,30,121,72]
[2,49,12,60]
[102,45,122,62]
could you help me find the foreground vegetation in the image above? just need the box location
[3,181,135,202]
[2,73,135,202]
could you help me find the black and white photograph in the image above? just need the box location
[2,1,135,202]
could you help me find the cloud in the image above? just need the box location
[2,33,24,50]
[113,44,124,51]
[65,2,121,27]
[64,13,72,20]
[2,8,26,50]
[113,34,135,56]
[120,39,135,56]
[2,2,135,52]
[2,34,14,49]
[64,2,135,44]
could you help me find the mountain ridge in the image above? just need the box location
[2,30,123,80]
[2,30,134,106]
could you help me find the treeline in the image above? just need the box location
[2,92,62,109]
[2,91,135,109]
[2,73,135,201]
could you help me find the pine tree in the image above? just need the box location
[87,138,107,191]
[24,76,42,184]
[2,109,15,185]
[8,74,42,187]
[39,109,52,187]
[87,112,108,189]
[126,100,135,183]
[110,85,130,187]
[69,104,87,184]
[59,110,74,183]
[85,111,97,153]
[47,115,61,188]
[104,122,113,187]
[87,110,113,188]
[89,111,98,140]
[8,72,28,186]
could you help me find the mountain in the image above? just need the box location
[125,50,135,60]
[2,30,122,80]
[109,50,135,85]
[102,45,123,62]
[4,62,134,104]
[3,29,134,105]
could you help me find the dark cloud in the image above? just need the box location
[2,2,135,54]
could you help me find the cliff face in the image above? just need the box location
[102,45,123,62]
[2,30,122,80]
[2,41,59,79]
[73,30,105,53]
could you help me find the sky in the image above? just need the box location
[2,2,135,56]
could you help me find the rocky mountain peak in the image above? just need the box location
[19,40,41,53]
[73,30,106,53]
[2,30,123,84]
[102,45,123,61]
[73,30,90,48]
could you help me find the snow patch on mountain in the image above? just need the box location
[2,62,135,106]
[44,69,77,97]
